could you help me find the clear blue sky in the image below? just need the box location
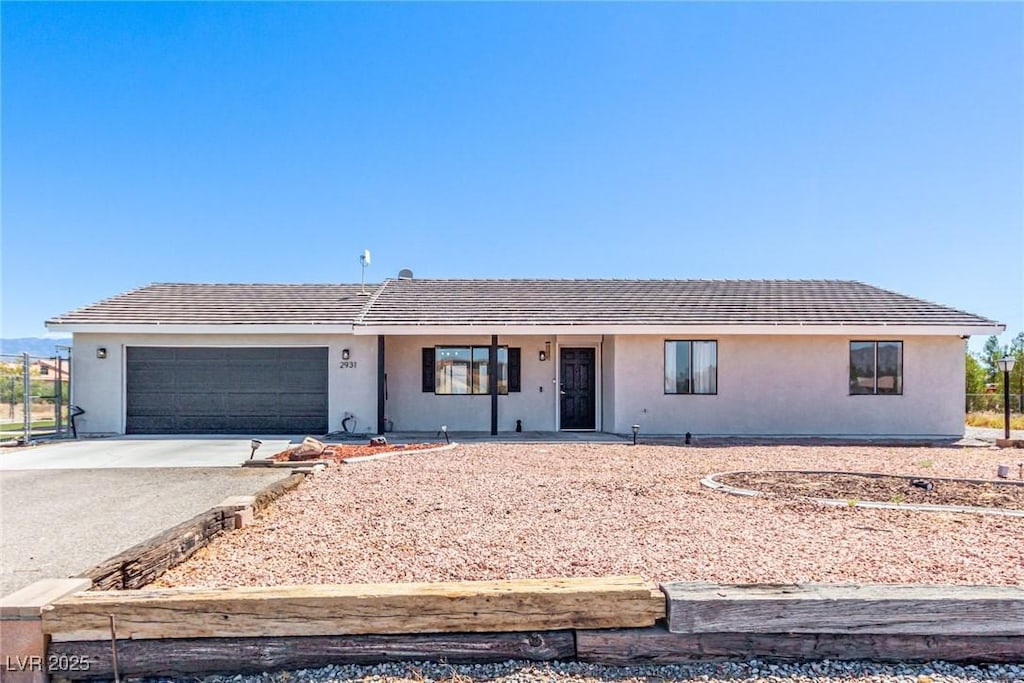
[2,2,1021,351]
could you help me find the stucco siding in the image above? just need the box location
[70,332,375,435]
[384,335,556,432]
[609,335,966,437]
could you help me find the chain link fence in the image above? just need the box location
[0,347,73,442]
[966,393,1024,414]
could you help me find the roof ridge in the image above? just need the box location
[353,280,390,324]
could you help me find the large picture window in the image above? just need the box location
[665,340,717,394]
[434,346,509,395]
[849,341,903,395]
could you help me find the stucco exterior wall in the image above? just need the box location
[609,335,966,437]
[384,335,557,432]
[70,332,376,435]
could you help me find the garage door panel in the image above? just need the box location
[280,393,327,415]
[127,347,176,361]
[224,348,282,363]
[223,393,280,415]
[126,392,171,416]
[280,369,328,391]
[126,347,327,434]
[174,393,227,416]
[127,369,178,391]
[126,415,177,432]
[173,348,231,362]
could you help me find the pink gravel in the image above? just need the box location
[153,443,1024,588]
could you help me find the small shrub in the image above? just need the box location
[966,412,1024,430]
[917,460,933,468]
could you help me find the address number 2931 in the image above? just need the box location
[339,361,358,369]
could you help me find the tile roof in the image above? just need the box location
[47,279,1001,329]
[357,279,1000,328]
[46,283,373,326]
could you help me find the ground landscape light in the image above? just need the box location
[249,439,262,460]
[632,424,639,446]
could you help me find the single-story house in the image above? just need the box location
[45,278,1003,438]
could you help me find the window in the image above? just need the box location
[849,341,903,395]
[425,346,519,395]
[665,341,717,394]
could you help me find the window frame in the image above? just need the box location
[663,339,718,396]
[848,340,903,396]
[433,345,509,396]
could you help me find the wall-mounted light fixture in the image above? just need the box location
[341,349,351,361]
[538,349,547,362]
[539,341,551,362]
[96,348,107,359]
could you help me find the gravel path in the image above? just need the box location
[147,658,1024,683]
[154,443,1024,588]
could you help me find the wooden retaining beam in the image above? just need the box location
[662,582,1024,636]
[47,631,575,679]
[76,507,236,591]
[576,625,1024,664]
[74,471,308,591]
[43,576,665,641]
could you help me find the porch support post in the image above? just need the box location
[377,336,386,435]
[490,334,498,436]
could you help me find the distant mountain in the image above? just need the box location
[1,338,72,357]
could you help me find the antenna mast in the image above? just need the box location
[359,250,372,295]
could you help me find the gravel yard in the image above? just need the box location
[154,443,1024,588]
[147,658,1024,683]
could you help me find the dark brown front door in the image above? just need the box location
[560,347,596,430]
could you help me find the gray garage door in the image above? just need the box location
[126,347,328,434]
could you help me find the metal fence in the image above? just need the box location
[966,393,1024,414]
[0,347,73,442]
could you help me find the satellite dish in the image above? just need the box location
[360,249,371,266]
[398,268,414,280]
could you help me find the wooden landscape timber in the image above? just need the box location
[42,576,665,641]
[251,472,305,512]
[74,506,236,591]
[20,579,1024,679]
[46,631,575,679]
[74,471,308,591]
[662,582,1024,636]
[576,626,1024,664]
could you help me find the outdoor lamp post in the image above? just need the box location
[632,424,639,446]
[997,355,1016,440]
[249,439,262,460]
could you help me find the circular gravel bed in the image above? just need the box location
[153,443,1024,588]
[712,471,1024,511]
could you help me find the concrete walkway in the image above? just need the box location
[0,467,290,596]
[0,435,300,470]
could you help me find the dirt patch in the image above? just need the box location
[718,471,1024,510]
[272,443,444,463]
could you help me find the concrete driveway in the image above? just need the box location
[0,435,299,469]
[0,466,293,596]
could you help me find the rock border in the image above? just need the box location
[342,441,459,463]
[244,442,458,467]
[701,469,1024,518]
